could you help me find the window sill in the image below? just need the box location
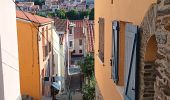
[96,54,105,66]
[115,85,124,100]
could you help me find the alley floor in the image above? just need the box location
[69,73,83,100]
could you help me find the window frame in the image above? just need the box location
[79,49,83,53]
[69,41,73,48]
[98,17,105,63]
[79,39,82,45]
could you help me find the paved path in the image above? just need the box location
[70,74,81,92]
[69,73,83,100]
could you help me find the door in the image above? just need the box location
[124,23,138,100]
[111,21,119,84]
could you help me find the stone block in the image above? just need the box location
[157,9,170,16]
[156,32,167,44]
[164,0,170,5]
[157,0,161,4]
[162,16,170,24]
[164,24,170,31]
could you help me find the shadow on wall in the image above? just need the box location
[0,37,4,100]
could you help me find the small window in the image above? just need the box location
[79,50,82,53]
[44,77,49,81]
[111,0,113,4]
[79,39,82,45]
[98,18,105,62]
[72,50,75,53]
[69,41,73,47]
[49,42,51,52]
[69,28,72,34]
[46,26,48,42]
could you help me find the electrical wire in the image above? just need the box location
[13,0,66,58]
[2,61,19,72]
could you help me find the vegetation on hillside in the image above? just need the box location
[37,8,94,20]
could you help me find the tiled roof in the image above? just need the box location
[86,20,94,52]
[70,20,84,39]
[70,20,84,27]
[74,27,84,39]
[16,10,53,24]
[54,19,68,32]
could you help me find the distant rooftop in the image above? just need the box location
[16,10,53,24]
[54,19,68,32]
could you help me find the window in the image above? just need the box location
[69,41,73,47]
[79,50,82,53]
[79,39,82,45]
[98,18,105,62]
[46,26,48,42]
[42,28,45,60]
[49,42,51,52]
[72,50,75,53]
[45,45,48,57]
[69,28,72,34]
[44,77,49,81]
[111,0,113,4]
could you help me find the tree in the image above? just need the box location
[79,10,90,20]
[78,54,94,79]
[89,8,94,20]
[66,10,79,20]
[55,9,66,19]
[47,12,55,17]
[78,54,95,100]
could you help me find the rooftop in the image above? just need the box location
[16,10,53,24]
[54,18,68,32]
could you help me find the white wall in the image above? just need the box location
[0,0,21,100]
[72,38,84,55]
[52,29,61,77]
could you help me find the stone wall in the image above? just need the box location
[139,4,157,100]
[155,0,170,99]
[139,0,170,100]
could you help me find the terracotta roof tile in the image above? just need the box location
[16,10,53,24]
[54,19,68,32]
[74,27,84,39]
[70,20,84,28]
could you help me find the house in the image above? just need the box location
[95,0,170,100]
[86,0,94,5]
[75,3,86,11]
[16,2,40,13]
[16,10,54,100]
[54,18,70,93]
[70,20,86,58]
[0,1,21,100]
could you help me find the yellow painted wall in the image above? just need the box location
[95,0,156,100]
[17,19,41,100]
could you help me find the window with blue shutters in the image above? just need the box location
[111,21,119,84]
[124,23,138,100]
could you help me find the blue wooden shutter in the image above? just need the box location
[111,21,119,84]
[124,23,138,100]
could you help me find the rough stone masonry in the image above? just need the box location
[139,0,170,100]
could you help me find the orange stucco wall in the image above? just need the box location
[95,0,156,100]
[17,19,41,100]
